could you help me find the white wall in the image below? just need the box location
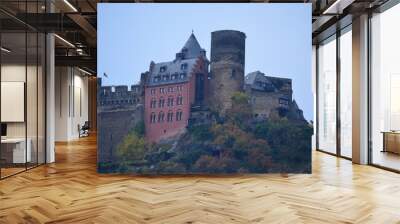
[1,63,46,164]
[55,67,89,141]
[1,65,40,138]
[317,38,337,154]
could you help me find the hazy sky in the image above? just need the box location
[98,3,313,120]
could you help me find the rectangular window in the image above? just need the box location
[317,35,337,155]
[181,63,188,70]
[177,86,183,92]
[158,112,164,122]
[167,112,173,122]
[176,111,183,121]
[370,4,400,171]
[159,98,164,108]
[279,98,289,106]
[339,27,352,158]
[177,96,183,105]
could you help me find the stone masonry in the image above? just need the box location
[97,78,144,163]
[208,30,246,114]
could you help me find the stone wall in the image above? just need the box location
[98,84,143,111]
[97,106,143,163]
[208,30,246,114]
[97,79,145,163]
[246,87,290,119]
[245,85,305,122]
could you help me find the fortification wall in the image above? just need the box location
[208,30,246,114]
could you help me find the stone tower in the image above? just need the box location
[208,30,246,114]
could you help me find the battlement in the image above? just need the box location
[98,82,143,109]
[99,84,141,96]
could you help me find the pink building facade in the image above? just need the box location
[144,34,209,143]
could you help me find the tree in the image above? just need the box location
[132,121,145,137]
[226,92,252,128]
[116,131,147,163]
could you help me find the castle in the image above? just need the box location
[98,30,304,161]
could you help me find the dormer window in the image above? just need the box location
[162,75,169,81]
[153,76,161,83]
[180,73,186,79]
[181,63,188,70]
[160,66,167,73]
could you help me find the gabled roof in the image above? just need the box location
[245,71,271,85]
[245,71,292,92]
[146,33,207,86]
[180,33,205,59]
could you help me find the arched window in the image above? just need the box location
[159,97,165,108]
[176,110,183,121]
[158,111,165,122]
[167,96,174,107]
[150,112,156,123]
[177,85,183,92]
[177,95,183,105]
[150,98,156,108]
[167,111,173,122]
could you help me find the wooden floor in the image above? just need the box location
[1,135,400,224]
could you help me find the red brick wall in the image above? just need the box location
[144,57,209,143]
[144,82,191,143]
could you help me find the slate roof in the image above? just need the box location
[245,71,291,92]
[147,33,206,86]
[245,71,274,91]
[181,33,204,59]
[147,58,198,86]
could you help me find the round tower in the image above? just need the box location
[208,30,246,114]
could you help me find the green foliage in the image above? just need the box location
[187,124,213,142]
[227,92,252,129]
[254,118,312,172]
[106,94,313,174]
[231,91,249,104]
[116,130,146,162]
[133,121,145,137]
